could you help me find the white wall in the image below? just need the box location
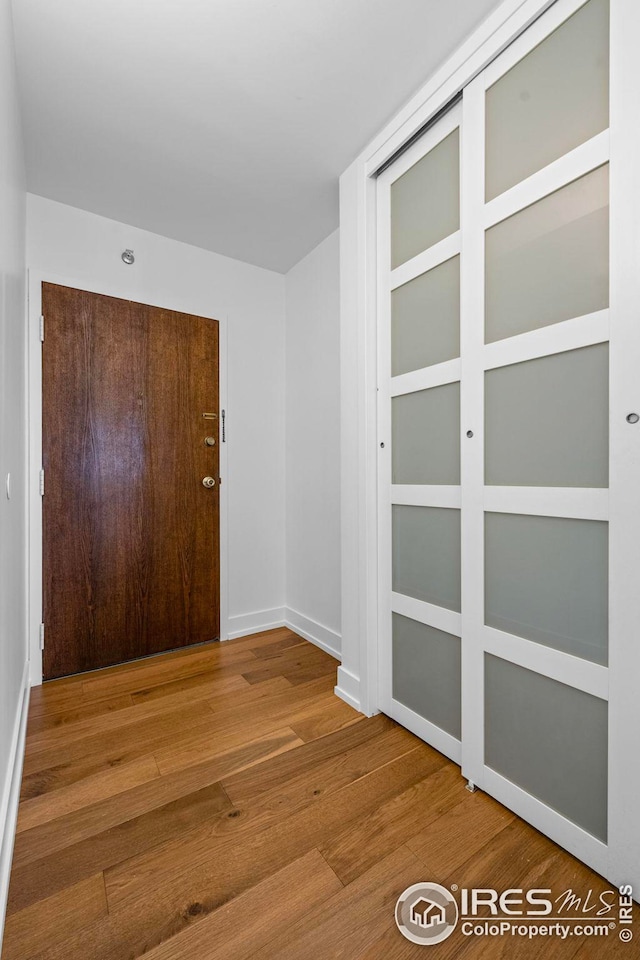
[0,0,28,942]
[284,230,341,657]
[26,194,286,641]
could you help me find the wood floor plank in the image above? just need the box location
[7,783,232,914]
[154,681,342,776]
[128,663,265,706]
[137,849,343,960]
[25,674,249,754]
[239,644,336,687]
[103,745,444,916]
[445,815,558,889]
[248,634,308,660]
[406,787,516,879]
[26,693,134,738]
[16,754,160,833]
[221,712,403,805]
[285,695,362,740]
[216,723,427,842]
[26,641,233,715]
[1,874,107,960]
[246,845,424,960]
[21,750,432,960]
[27,682,123,720]
[319,761,469,884]
[281,658,343,687]
[21,675,292,801]
[80,644,259,699]
[205,627,293,653]
[22,699,218,778]
[12,726,304,871]
[205,675,293,712]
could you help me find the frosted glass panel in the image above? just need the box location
[393,613,461,738]
[485,513,608,665]
[485,166,609,344]
[392,383,460,485]
[485,344,609,488]
[391,256,460,376]
[486,0,609,200]
[485,654,608,840]
[392,506,461,612]
[390,129,459,269]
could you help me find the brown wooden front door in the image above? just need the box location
[42,283,220,679]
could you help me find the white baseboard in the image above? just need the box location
[0,661,30,952]
[335,665,362,712]
[225,607,287,640]
[284,608,342,661]
[224,605,343,663]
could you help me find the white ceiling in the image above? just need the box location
[12,0,503,272]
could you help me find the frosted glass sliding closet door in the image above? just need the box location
[376,0,640,885]
[378,103,464,763]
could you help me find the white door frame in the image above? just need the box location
[339,0,640,892]
[27,270,230,686]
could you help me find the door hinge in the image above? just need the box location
[39,315,45,342]
[39,623,45,650]
[39,468,45,496]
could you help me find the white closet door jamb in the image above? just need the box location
[608,0,640,893]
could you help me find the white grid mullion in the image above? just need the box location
[484,486,609,521]
[389,231,460,291]
[484,130,609,230]
[391,592,461,637]
[483,310,609,371]
[390,359,460,396]
[391,485,461,509]
[483,626,608,700]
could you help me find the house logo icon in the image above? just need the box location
[395,882,459,945]
[411,897,446,928]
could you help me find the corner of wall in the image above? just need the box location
[284,607,341,661]
[283,229,343,663]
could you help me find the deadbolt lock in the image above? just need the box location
[202,476,216,489]
[204,436,216,446]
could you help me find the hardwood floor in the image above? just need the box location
[2,629,635,959]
